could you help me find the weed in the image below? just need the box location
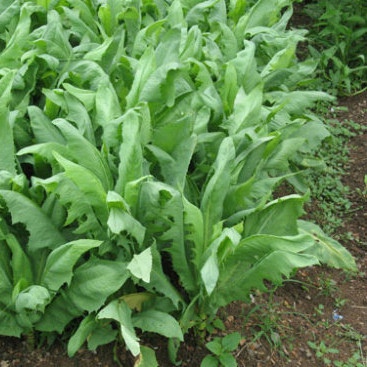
[201,332,241,367]
[334,297,347,309]
[314,304,325,316]
[243,289,293,359]
[306,117,364,237]
[318,275,338,297]
[336,324,365,343]
[333,341,367,367]
[308,340,339,365]
[304,0,367,95]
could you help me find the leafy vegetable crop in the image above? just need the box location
[0,0,357,364]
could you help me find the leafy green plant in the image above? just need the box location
[243,288,288,354]
[306,117,365,237]
[334,341,367,367]
[308,340,339,365]
[0,0,358,363]
[201,332,241,367]
[304,0,367,95]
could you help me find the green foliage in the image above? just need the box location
[307,340,339,365]
[201,332,241,367]
[306,116,366,237]
[0,0,357,363]
[304,0,367,95]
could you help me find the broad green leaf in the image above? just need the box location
[0,190,65,251]
[67,258,130,312]
[200,255,219,296]
[135,346,159,367]
[206,339,222,355]
[222,332,241,351]
[223,85,263,134]
[17,142,70,168]
[126,47,156,108]
[224,176,283,223]
[62,6,100,44]
[145,245,184,309]
[0,1,20,34]
[127,248,152,283]
[53,152,109,222]
[0,310,23,337]
[201,355,219,367]
[115,110,144,196]
[230,41,261,94]
[291,120,330,153]
[133,310,184,341]
[62,93,96,144]
[38,10,72,59]
[41,192,67,229]
[0,70,16,106]
[63,83,96,111]
[183,197,204,266]
[212,245,318,308]
[148,134,196,190]
[107,207,146,246]
[95,82,121,127]
[36,291,83,333]
[221,62,238,114]
[53,119,113,190]
[244,195,306,237]
[2,230,33,286]
[186,0,227,27]
[84,37,114,62]
[266,90,334,115]
[201,138,235,246]
[98,299,140,357]
[0,3,40,68]
[298,220,357,271]
[200,228,241,295]
[34,174,106,237]
[68,314,98,357]
[133,19,167,57]
[67,314,117,357]
[122,2,141,53]
[261,43,297,77]
[11,62,38,113]
[0,236,13,306]
[27,106,66,144]
[87,322,118,351]
[238,0,291,32]
[36,258,124,334]
[166,0,184,28]
[0,71,17,175]
[140,62,182,107]
[138,182,197,294]
[41,239,103,291]
[265,137,305,171]
[219,353,237,367]
[98,0,123,36]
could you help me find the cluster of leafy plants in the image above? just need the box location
[306,114,366,236]
[0,0,357,364]
[303,0,367,95]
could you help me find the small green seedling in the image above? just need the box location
[201,332,241,367]
[308,340,339,365]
